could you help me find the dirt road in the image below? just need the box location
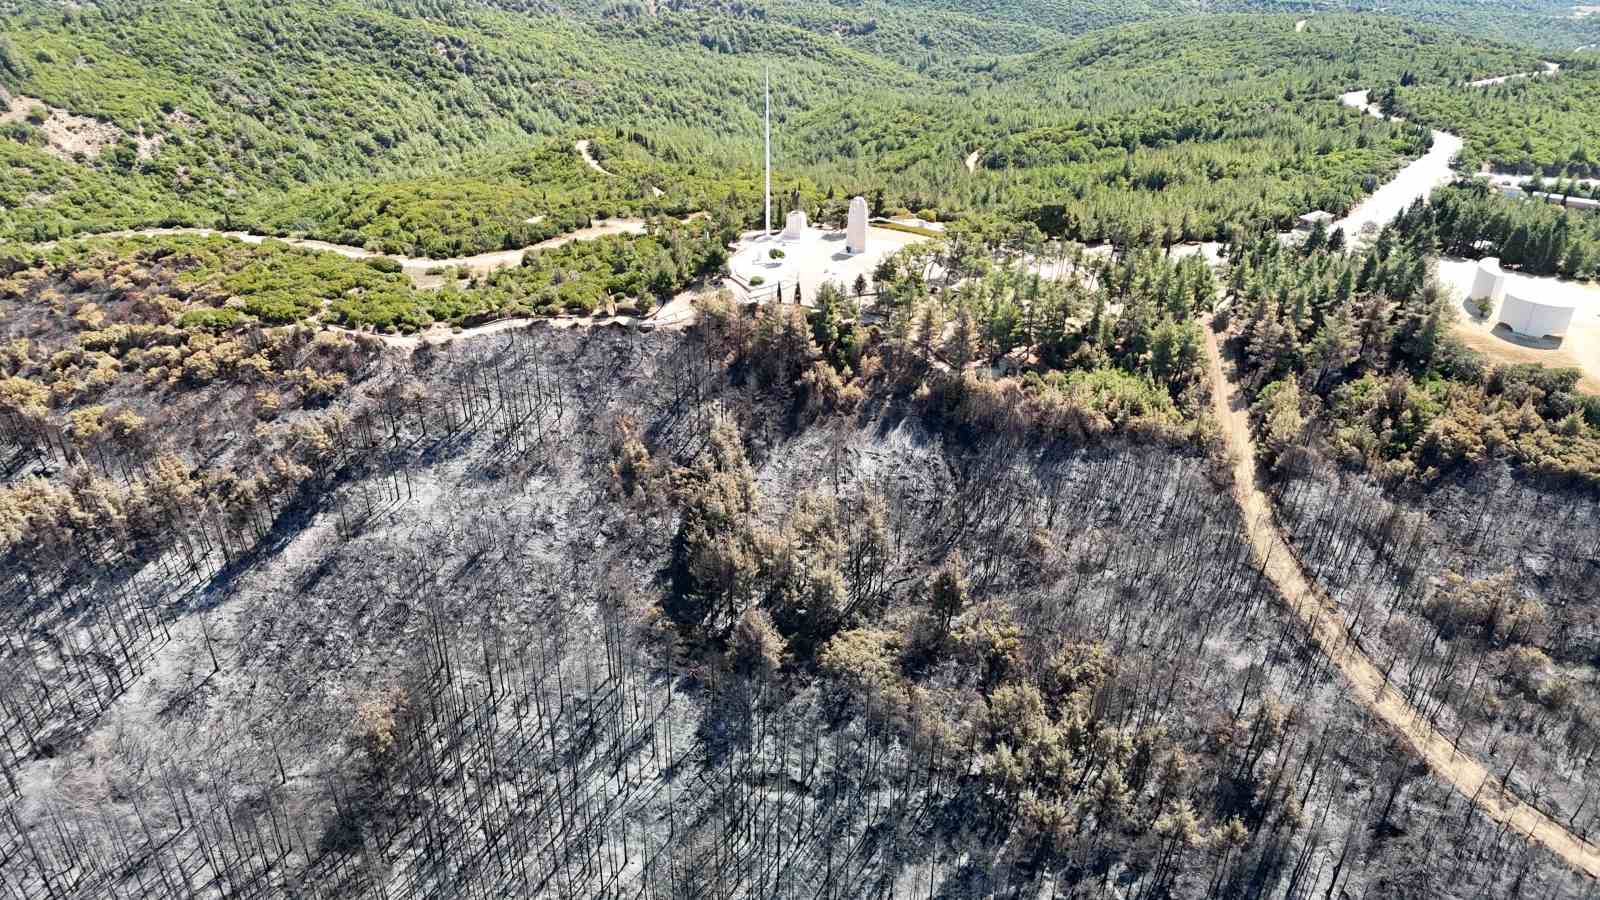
[1468,61,1561,87]
[1201,321,1600,881]
[1334,90,1462,238]
[48,220,649,288]
[330,284,704,349]
[576,138,614,176]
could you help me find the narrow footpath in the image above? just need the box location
[1202,320,1600,881]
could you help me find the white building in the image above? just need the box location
[1297,211,1335,231]
[1530,192,1600,213]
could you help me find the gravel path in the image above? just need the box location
[1333,90,1462,238]
[1467,61,1560,87]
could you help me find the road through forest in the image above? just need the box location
[70,219,649,286]
[1202,322,1600,881]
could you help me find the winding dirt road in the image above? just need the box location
[1334,90,1462,238]
[60,220,649,287]
[1468,60,1561,87]
[1202,321,1600,881]
[575,138,615,176]
[330,286,701,349]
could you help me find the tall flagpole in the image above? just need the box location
[763,66,771,237]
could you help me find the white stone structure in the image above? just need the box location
[1297,211,1334,231]
[1470,257,1507,303]
[847,196,869,253]
[1499,289,1578,338]
[782,208,808,241]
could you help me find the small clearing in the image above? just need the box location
[0,93,131,162]
[964,148,981,173]
[1203,321,1600,882]
[1436,258,1600,392]
[727,225,930,299]
[1294,18,1308,32]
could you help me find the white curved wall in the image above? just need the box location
[1499,291,1577,338]
[1471,257,1506,302]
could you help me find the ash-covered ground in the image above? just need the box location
[2,323,1593,899]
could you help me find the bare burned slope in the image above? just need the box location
[1276,460,1600,857]
[0,323,1589,899]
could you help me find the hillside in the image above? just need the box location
[1392,59,1600,178]
[2,286,1598,895]
[1,6,1546,251]
[5,1,1600,898]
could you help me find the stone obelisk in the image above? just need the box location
[847,196,868,253]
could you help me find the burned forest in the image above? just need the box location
[7,0,1600,893]
[1,270,1598,900]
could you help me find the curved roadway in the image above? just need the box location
[1203,321,1600,880]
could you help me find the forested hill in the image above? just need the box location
[1001,15,1541,99]
[0,0,926,239]
[0,1,1547,248]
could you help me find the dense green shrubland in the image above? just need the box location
[2,215,731,334]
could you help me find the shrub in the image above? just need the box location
[768,248,785,260]
[178,308,248,331]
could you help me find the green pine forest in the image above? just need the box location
[2,0,1599,487]
[0,0,1555,252]
[1390,60,1600,178]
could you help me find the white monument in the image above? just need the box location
[782,208,808,241]
[1470,257,1507,304]
[847,196,868,254]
